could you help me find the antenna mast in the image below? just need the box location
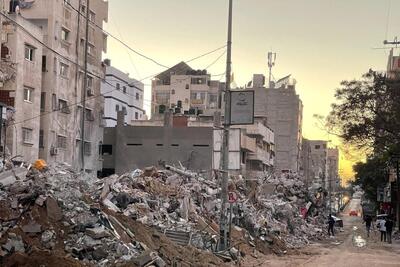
[268,52,276,88]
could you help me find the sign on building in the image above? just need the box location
[229,90,254,125]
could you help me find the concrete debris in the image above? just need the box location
[0,162,332,266]
[22,221,42,233]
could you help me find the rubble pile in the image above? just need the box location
[0,162,329,266]
[0,163,226,266]
[240,173,327,249]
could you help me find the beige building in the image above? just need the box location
[250,74,303,173]
[327,147,339,192]
[1,0,108,173]
[1,14,43,163]
[151,62,224,118]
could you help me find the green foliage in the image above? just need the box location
[328,70,400,153]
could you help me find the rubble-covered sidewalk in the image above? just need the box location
[0,162,330,266]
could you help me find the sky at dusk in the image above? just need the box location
[103,0,400,182]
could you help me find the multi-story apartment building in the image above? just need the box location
[250,74,303,173]
[308,140,328,188]
[1,0,108,172]
[101,60,145,127]
[327,147,339,192]
[151,62,223,117]
[300,138,312,186]
[0,14,43,163]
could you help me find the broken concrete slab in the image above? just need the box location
[86,227,111,239]
[46,197,62,221]
[22,222,42,234]
[35,195,47,206]
[0,167,27,186]
[131,251,153,267]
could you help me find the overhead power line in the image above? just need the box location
[66,1,169,69]
[0,11,227,126]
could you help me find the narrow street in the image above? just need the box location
[243,199,400,267]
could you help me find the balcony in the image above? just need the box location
[241,133,256,152]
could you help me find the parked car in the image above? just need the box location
[349,210,358,216]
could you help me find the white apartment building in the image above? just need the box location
[250,74,303,173]
[1,0,108,173]
[101,60,144,127]
[152,62,223,117]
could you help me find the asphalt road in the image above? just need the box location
[243,198,400,267]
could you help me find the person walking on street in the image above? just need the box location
[377,217,386,242]
[364,215,372,237]
[385,216,394,244]
[328,214,335,237]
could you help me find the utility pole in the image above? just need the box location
[267,52,276,88]
[81,0,90,172]
[218,0,232,251]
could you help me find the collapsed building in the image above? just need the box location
[0,160,330,266]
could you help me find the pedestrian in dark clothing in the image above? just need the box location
[377,218,386,242]
[385,217,394,244]
[364,215,372,237]
[328,214,335,236]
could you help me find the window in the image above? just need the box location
[191,77,206,85]
[39,130,44,148]
[23,87,33,102]
[209,94,218,108]
[155,92,169,105]
[41,56,47,72]
[101,144,112,155]
[40,92,46,111]
[171,89,175,95]
[88,44,95,55]
[122,106,127,115]
[22,128,33,144]
[24,45,34,61]
[136,92,140,100]
[89,11,96,22]
[59,63,69,77]
[80,5,86,13]
[135,112,138,120]
[61,28,70,42]
[185,84,189,89]
[315,145,320,149]
[190,91,206,104]
[52,94,57,111]
[116,83,120,90]
[85,108,94,121]
[115,104,119,111]
[87,75,93,88]
[59,99,70,114]
[84,142,91,155]
[57,135,67,149]
[122,86,126,93]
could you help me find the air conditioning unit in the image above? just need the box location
[87,89,94,96]
[50,146,58,155]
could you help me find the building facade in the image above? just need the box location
[101,60,145,127]
[1,14,43,163]
[151,62,224,118]
[327,147,339,192]
[102,112,274,177]
[250,74,303,173]
[308,140,328,188]
[1,0,108,172]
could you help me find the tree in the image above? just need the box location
[353,155,388,204]
[328,70,400,153]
